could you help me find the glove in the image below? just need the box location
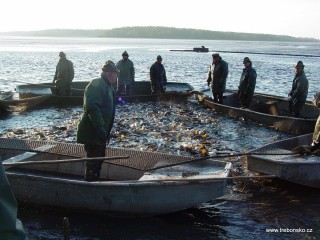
[97,127,107,142]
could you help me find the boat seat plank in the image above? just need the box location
[266,100,280,116]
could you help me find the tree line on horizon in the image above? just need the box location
[0,26,317,42]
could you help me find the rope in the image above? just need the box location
[211,50,320,58]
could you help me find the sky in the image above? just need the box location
[1,0,319,39]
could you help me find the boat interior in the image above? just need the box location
[200,89,319,118]
[1,138,230,182]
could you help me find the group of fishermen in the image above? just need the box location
[206,53,308,117]
[53,51,167,96]
[206,52,319,154]
[0,51,318,239]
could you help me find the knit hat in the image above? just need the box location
[102,60,119,73]
[243,57,251,63]
[122,51,129,57]
[295,61,304,69]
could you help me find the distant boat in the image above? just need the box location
[193,46,209,52]
[170,46,209,53]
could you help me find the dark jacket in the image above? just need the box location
[207,58,228,94]
[0,162,27,240]
[77,76,116,145]
[54,59,74,83]
[289,71,308,102]
[238,65,257,106]
[116,59,135,85]
[288,71,308,113]
[150,62,167,87]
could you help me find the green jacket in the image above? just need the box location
[116,59,135,85]
[77,76,116,145]
[207,58,228,94]
[0,162,27,240]
[54,59,74,83]
[289,71,308,104]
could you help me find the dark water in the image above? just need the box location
[1,37,320,239]
[18,179,320,240]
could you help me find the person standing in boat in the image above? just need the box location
[77,61,119,181]
[207,53,229,104]
[293,92,320,155]
[0,162,28,240]
[237,57,257,108]
[288,61,308,117]
[116,51,135,95]
[150,55,167,94]
[52,51,74,96]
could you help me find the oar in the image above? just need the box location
[3,155,129,167]
[149,151,298,171]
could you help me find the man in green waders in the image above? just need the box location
[77,60,119,181]
[0,162,28,240]
[53,51,74,96]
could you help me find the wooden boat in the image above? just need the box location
[246,133,320,188]
[0,91,15,114]
[1,137,231,217]
[0,91,14,100]
[0,94,51,112]
[197,89,319,135]
[11,81,194,108]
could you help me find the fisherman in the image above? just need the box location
[150,55,167,94]
[288,61,308,117]
[77,60,118,181]
[293,92,320,155]
[53,51,74,96]
[116,51,135,95]
[207,53,229,104]
[237,57,257,108]
[0,162,28,240]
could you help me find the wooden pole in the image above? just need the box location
[3,155,130,167]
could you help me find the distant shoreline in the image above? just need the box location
[0,26,318,42]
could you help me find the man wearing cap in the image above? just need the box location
[53,52,74,96]
[237,57,257,108]
[207,53,228,103]
[77,60,119,181]
[150,55,167,94]
[288,61,309,117]
[116,51,135,95]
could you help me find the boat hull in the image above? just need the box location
[197,89,319,135]
[1,138,231,216]
[7,172,227,216]
[247,133,320,188]
[2,81,194,111]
